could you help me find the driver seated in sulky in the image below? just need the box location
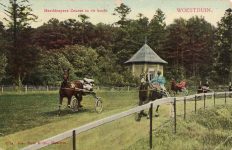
[229,82,232,91]
[202,80,210,92]
[150,71,166,91]
[79,78,94,91]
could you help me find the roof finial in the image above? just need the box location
[145,36,147,44]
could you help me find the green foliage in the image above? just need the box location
[164,16,215,80]
[148,9,166,54]
[2,0,38,29]
[0,54,7,82]
[113,3,131,27]
[32,50,75,85]
[32,18,70,49]
[214,9,232,83]
[1,0,38,86]
[0,22,7,82]
[0,2,230,86]
[61,45,98,78]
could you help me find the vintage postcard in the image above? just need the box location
[0,0,232,149]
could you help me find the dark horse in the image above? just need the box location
[136,74,167,121]
[170,79,188,96]
[58,69,84,115]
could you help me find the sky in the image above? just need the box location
[0,0,232,27]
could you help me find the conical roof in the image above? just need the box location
[124,44,167,64]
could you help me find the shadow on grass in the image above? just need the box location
[41,107,93,117]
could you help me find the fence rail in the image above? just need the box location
[0,85,231,93]
[22,91,232,150]
[0,85,139,93]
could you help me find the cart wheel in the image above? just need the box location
[71,97,79,112]
[183,88,189,96]
[95,97,103,113]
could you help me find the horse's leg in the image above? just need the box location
[58,96,63,116]
[77,93,83,108]
[156,105,160,112]
[67,96,72,108]
[155,105,160,117]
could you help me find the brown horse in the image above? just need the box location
[170,79,188,96]
[58,69,83,115]
[136,73,166,121]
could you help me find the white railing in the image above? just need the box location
[22,91,232,150]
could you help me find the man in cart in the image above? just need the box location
[150,71,167,92]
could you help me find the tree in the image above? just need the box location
[33,18,69,49]
[214,8,232,83]
[148,9,166,54]
[61,45,99,78]
[0,22,7,82]
[185,16,215,78]
[113,3,131,27]
[31,51,75,85]
[78,14,94,45]
[1,0,38,86]
[60,19,81,45]
[163,18,188,78]
[163,17,215,80]
[1,0,37,46]
[90,23,115,49]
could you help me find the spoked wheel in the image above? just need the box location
[71,97,79,112]
[95,97,103,113]
[183,88,189,96]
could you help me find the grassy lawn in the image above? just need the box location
[127,105,232,150]
[0,91,231,150]
[0,90,139,149]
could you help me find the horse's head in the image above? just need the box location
[170,79,176,86]
[140,72,150,85]
[63,68,70,82]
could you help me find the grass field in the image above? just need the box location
[127,105,232,150]
[0,91,232,150]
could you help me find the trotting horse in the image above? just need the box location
[136,73,168,121]
[58,69,84,115]
[170,79,188,96]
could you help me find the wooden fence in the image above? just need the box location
[0,85,139,93]
[22,91,232,150]
[0,85,230,93]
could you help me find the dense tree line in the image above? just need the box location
[0,1,231,87]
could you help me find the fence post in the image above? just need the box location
[46,85,49,91]
[204,94,206,109]
[173,98,177,134]
[194,95,197,114]
[25,85,28,93]
[127,86,130,92]
[184,97,186,120]
[214,92,216,107]
[73,130,76,150]
[225,91,227,105]
[1,85,3,93]
[149,103,153,149]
